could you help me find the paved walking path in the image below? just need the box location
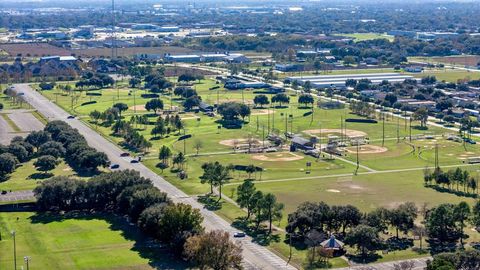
[0,190,35,202]
[337,257,431,270]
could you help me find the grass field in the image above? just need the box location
[0,159,77,192]
[411,55,480,68]
[0,211,187,270]
[333,33,394,42]
[36,75,480,267]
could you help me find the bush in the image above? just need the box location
[81,101,97,106]
[345,118,378,124]
[141,93,159,98]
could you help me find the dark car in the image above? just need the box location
[67,115,75,119]
[120,152,130,157]
[110,164,120,169]
[130,159,139,164]
[233,232,246,238]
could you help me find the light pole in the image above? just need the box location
[24,256,31,270]
[11,230,16,270]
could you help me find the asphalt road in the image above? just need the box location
[15,83,296,270]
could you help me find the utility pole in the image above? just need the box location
[284,113,288,137]
[267,106,270,133]
[183,128,187,155]
[11,230,16,270]
[319,122,322,159]
[435,144,439,168]
[382,113,385,147]
[272,107,275,132]
[397,115,400,143]
[409,117,412,142]
[355,143,360,175]
[262,125,265,149]
[24,256,31,270]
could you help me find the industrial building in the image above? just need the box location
[287,73,416,89]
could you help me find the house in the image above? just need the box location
[275,64,304,72]
[224,79,270,90]
[359,90,381,98]
[405,66,423,73]
[199,102,214,112]
[323,56,337,63]
[450,108,466,118]
[291,136,315,151]
[224,53,251,64]
[364,57,380,65]
[39,56,77,63]
[242,82,270,89]
[224,79,243,90]
[296,50,317,58]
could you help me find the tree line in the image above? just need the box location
[424,167,478,197]
[34,170,243,270]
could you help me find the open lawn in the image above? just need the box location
[333,33,394,42]
[0,211,188,270]
[0,159,77,192]
[412,68,480,82]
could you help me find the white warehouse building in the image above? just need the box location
[287,73,417,89]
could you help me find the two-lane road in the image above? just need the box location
[15,83,296,270]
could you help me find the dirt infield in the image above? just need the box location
[304,129,367,138]
[252,152,304,162]
[219,138,262,147]
[344,145,388,154]
[129,105,146,111]
[251,109,275,116]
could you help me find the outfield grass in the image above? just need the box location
[0,211,188,270]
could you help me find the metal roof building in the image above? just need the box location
[287,73,416,89]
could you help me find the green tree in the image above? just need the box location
[454,201,470,247]
[236,179,257,219]
[184,230,243,270]
[34,155,59,174]
[113,103,128,118]
[298,94,315,108]
[0,153,18,179]
[145,99,164,115]
[413,107,429,128]
[158,145,172,166]
[344,225,384,257]
[253,95,270,108]
[262,193,284,234]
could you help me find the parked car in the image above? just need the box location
[110,164,120,169]
[130,159,139,164]
[67,115,75,119]
[233,232,246,238]
[120,152,130,157]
